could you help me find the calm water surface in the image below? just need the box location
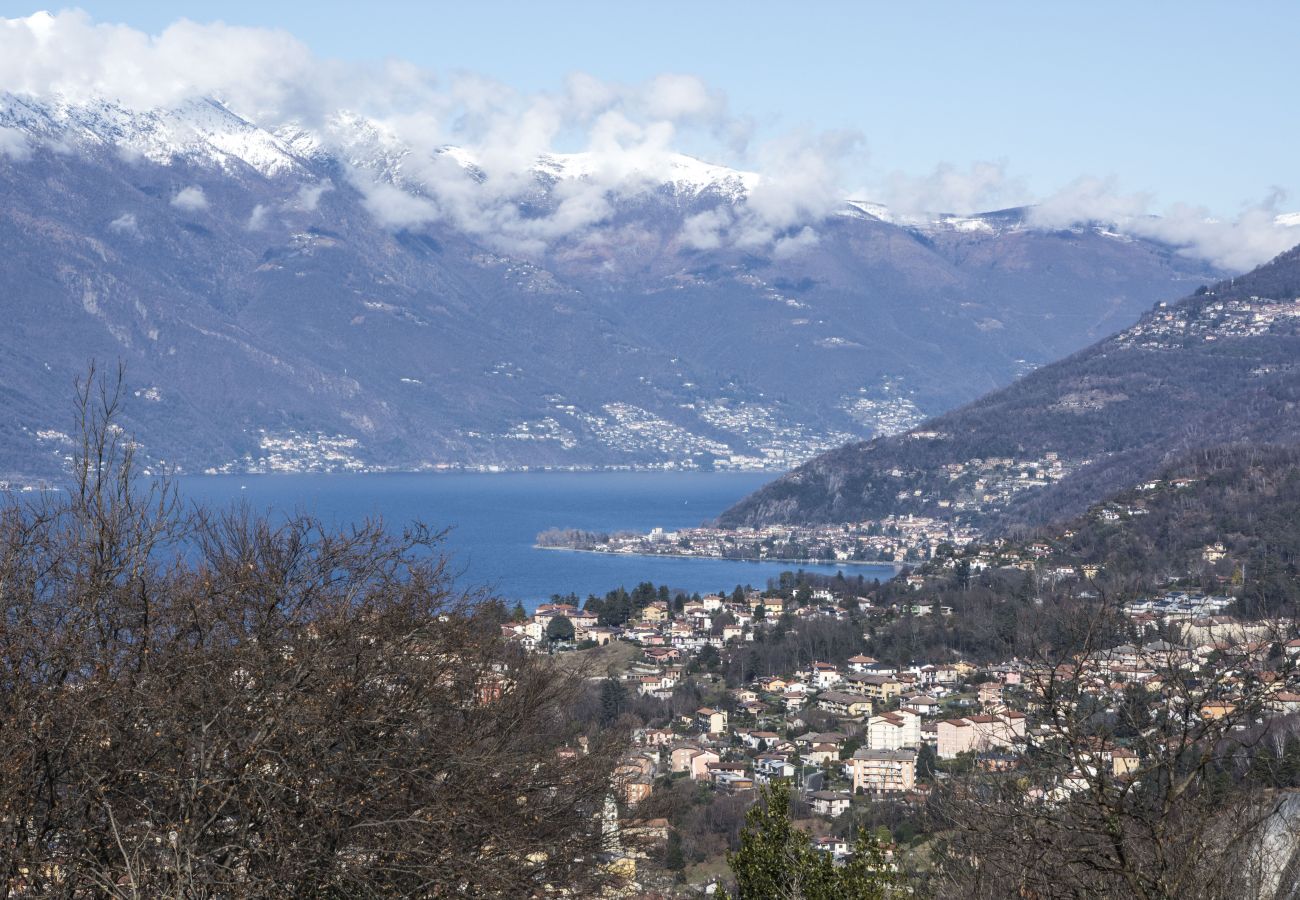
[176,472,896,607]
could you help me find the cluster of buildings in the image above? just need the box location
[516,503,1300,883]
[1118,294,1300,349]
[537,515,979,565]
[499,588,1047,837]
[1126,591,1235,621]
[600,613,1300,848]
[500,550,1300,899]
[504,393,868,473]
[603,644,1040,840]
[506,589,958,658]
[509,592,1048,834]
[694,399,860,471]
[837,377,927,437]
[204,428,369,474]
[927,451,1084,514]
[413,386,855,473]
[818,448,1089,524]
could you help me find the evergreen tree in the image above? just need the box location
[721,781,904,899]
[916,743,938,783]
[954,558,971,591]
[599,678,627,726]
[664,829,686,872]
[1281,735,1300,787]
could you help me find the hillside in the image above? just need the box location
[1036,444,1300,612]
[856,443,1300,668]
[719,244,1300,531]
[0,92,1221,481]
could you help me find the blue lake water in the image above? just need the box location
[176,472,897,607]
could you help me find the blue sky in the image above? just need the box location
[0,1,1295,220]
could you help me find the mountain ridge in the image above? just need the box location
[718,244,1300,532]
[0,91,1231,482]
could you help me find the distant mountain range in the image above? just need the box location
[0,93,1229,481]
[720,244,1300,532]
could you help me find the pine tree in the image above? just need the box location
[599,678,628,726]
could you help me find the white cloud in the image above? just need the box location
[350,176,438,229]
[107,212,137,234]
[0,125,31,160]
[1029,176,1152,229]
[641,74,722,121]
[246,203,270,230]
[1030,179,1299,270]
[877,160,1028,219]
[291,179,333,211]
[0,11,319,119]
[170,185,208,212]
[741,130,862,240]
[680,207,732,251]
[1,10,1294,269]
[0,10,860,256]
[773,226,820,259]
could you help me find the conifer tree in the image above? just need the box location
[721,781,903,899]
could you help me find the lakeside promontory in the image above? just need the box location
[536,515,979,565]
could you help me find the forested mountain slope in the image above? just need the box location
[720,245,1300,531]
[1033,444,1300,614]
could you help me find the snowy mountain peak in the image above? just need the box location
[421,144,760,199]
[0,92,304,178]
[840,199,895,223]
[838,199,1021,235]
[1,90,762,205]
[532,151,759,198]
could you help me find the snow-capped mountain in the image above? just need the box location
[532,150,760,199]
[0,93,773,216]
[0,91,1231,481]
[6,92,1261,241]
[0,94,303,177]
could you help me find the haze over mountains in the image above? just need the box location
[0,91,1237,482]
[721,244,1300,533]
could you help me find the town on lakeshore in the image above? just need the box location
[536,515,981,565]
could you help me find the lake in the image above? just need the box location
[176,471,897,607]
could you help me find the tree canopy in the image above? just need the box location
[0,366,623,896]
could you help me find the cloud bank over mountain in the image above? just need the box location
[0,9,1296,269]
[1030,178,1298,272]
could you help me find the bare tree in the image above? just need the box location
[929,587,1300,900]
[0,366,626,896]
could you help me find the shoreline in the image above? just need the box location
[533,544,904,570]
[181,468,794,478]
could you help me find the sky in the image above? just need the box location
[0,2,1297,267]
